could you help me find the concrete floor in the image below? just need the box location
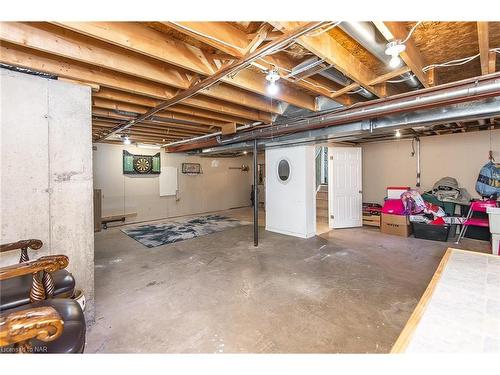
[87,208,490,353]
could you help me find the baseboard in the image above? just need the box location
[265,226,316,239]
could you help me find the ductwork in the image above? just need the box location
[165,74,500,152]
[214,76,500,145]
[199,98,500,154]
[338,22,420,89]
[287,57,375,99]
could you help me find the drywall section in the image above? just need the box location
[265,145,316,238]
[92,143,254,223]
[362,129,500,204]
[0,68,95,320]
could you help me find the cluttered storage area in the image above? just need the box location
[361,130,500,255]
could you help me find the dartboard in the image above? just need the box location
[133,157,152,173]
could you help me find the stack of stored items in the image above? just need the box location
[380,194,412,237]
[362,203,382,227]
[402,189,459,241]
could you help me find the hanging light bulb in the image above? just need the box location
[123,135,131,145]
[385,40,406,69]
[267,80,279,96]
[265,68,280,96]
[389,55,402,68]
[395,129,401,138]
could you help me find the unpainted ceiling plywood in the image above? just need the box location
[409,21,483,84]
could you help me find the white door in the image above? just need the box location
[328,147,362,229]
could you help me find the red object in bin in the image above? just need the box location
[382,199,405,215]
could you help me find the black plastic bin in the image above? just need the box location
[412,222,452,242]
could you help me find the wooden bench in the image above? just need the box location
[101,213,137,229]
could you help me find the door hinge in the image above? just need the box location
[329,156,333,160]
[330,214,334,219]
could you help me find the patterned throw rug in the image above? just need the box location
[121,214,249,248]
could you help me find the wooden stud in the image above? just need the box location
[477,22,490,75]
[221,122,237,135]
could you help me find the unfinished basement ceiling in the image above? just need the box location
[0,21,498,147]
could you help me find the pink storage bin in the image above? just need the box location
[382,199,406,215]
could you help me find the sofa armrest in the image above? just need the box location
[0,306,64,348]
[0,239,43,263]
[0,255,69,282]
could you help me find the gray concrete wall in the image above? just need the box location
[0,68,95,321]
[93,143,254,224]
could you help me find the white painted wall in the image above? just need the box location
[92,143,254,223]
[0,69,94,320]
[265,145,316,238]
[362,129,500,204]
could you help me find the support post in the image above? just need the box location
[253,139,259,247]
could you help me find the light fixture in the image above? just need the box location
[243,151,248,155]
[385,40,406,69]
[265,68,280,96]
[395,129,401,138]
[122,135,131,145]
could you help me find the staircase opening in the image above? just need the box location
[315,146,329,234]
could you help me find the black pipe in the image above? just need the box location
[253,139,258,247]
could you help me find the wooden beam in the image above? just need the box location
[488,51,497,74]
[93,88,252,124]
[271,21,396,98]
[165,22,360,106]
[52,22,215,76]
[373,22,430,87]
[220,122,237,135]
[93,120,209,137]
[165,22,248,57]
[96,22,326,142]
[477,22,492,75]
[91,108,211,133]
[43,22,315,111]
[161,21,317,109]
[243,24,272,55]
[223,67,315,110]
[0,23,282,114]
[91,98,227,128]
[258,54,356,106]
[0,42,279,117]
[427,67,438,87]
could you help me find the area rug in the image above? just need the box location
[121,214,249,248]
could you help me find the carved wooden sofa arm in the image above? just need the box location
[0,239,43,263]
[0,255,69,302]
[0,306,64,353]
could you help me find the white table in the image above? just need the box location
[392,248,500,353]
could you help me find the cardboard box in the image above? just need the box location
[363,214,381,227]
[381,213,412,237]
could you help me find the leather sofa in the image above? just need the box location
[0,240,85,353]
[0,240,76,312]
